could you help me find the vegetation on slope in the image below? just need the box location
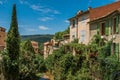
[21,34,54,43]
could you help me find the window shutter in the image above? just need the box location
[97,23,100,34]
[115,43,119,54]
[110,43,113,55]
[107,42,112,56]
[116,16,119,33]
[105,20,109,35]
[109,19,112,34]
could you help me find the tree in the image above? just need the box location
[20,40,35,80]
[54,26,70,40]
[5,4,20,80]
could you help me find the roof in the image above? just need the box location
[31,41,38,44]
[90,1,120,21]
[69,10,89,20]
[63,34,70,37]
[44,41,51,46]
[0,27,6,30]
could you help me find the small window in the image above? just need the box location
[80,30,86,42]
[72,35,75,39]
[72,20,75,28]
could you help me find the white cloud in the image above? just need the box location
[65,20,69,23]
[31,5,60,14]
[30,5,42,11]
[19,0,29,4]
[19,0,61,14]
[29,4,60,14]
[0,1,3,4]
[39,26,49,30]
[38,17,53,21]
[53,10,60,14]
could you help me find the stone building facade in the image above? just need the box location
[69,1,120,55]
[31,41,39,53]
[0,27,6,51]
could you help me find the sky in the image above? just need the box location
[0,0,118,35]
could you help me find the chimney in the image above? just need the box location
[88,7,92,11]
[77,10,83,15]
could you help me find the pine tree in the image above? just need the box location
[6,4,20,80]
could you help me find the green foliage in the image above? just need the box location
[71,38,79,43]
[45,34,120,80]
[1,5,46,80]
[21,40,35,54]
[54,27,69,40]
[19,40,45,80]
[4,4,20,80]
[21,34,54,43]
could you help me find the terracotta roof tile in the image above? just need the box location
[90,1,120,21]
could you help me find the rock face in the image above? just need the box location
[0,54,4,80]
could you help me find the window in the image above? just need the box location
[100,22,105,35]
[72,35,75,39]
[80,30,86,42]
[72,32,76,39]
[72,20,75,28]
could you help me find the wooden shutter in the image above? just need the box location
[109,19,112,35]
[105,20,109,35]
[97,23,100,34]
[115,43,119,54]
[116,15,119,33]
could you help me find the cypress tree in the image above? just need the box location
[6,4,20,80]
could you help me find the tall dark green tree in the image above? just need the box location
[6,4,20,80]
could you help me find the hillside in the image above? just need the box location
[21,34,54,43]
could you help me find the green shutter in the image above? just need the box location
[105,20,109,35]
[110,43,113,55]
[116,16,119,33]
[97,23,100,34]
[115,43,119,54]
[109,19,112,34]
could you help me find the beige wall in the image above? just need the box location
[31,41,39,53]
[70,13,90,44]
[70,19,77,42]
[78,14,90,44]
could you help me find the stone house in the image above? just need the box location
[69,1,120,55]
[31,41,39,53]
[43,35,70,59]
[0,27,6,51]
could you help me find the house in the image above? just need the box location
[43,39,59,59]
[31,41,38,53]
[69,1,120,55]
[89,1,120,55]
[0,27,6,51]
[69,8,91,44]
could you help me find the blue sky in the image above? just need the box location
[0,0,118,35]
